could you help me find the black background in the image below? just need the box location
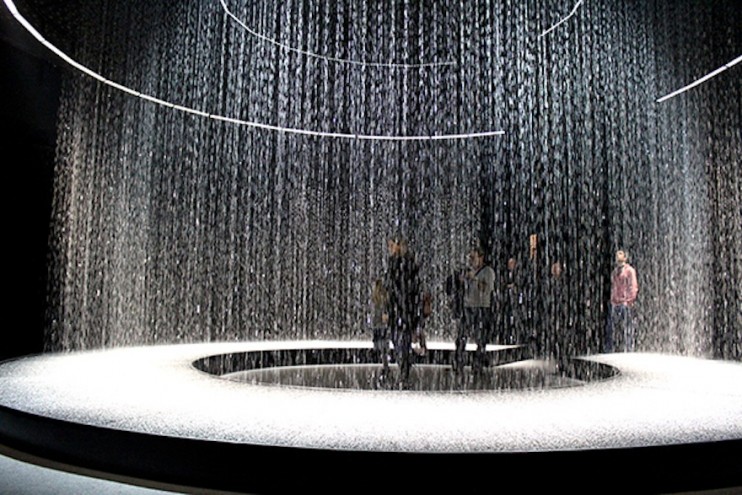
[1,7,59,361]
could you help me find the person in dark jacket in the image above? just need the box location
[385,235,421,388]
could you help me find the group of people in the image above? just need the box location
[369,236,501,387]
[369,235,639,387]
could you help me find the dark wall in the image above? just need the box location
[1,8,60,360]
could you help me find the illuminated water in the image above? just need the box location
[15,0,738,358]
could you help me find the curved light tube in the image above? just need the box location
[539,0,584,38]
[656,55,742,103]
[2,0,504,141]
[218,0,454,69]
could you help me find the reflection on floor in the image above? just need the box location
[0,444,242,495]
[1,443,739,495]
[223,361,587,391]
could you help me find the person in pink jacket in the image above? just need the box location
[606,250,639,352]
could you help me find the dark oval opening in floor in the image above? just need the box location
[194,346,619,391]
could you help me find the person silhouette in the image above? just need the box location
[606,250,639,352]
[454,247,495,376]
[384,235,422,388]
[370,278,391,381]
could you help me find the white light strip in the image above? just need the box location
[2,0,504,141]
[656,55,742,103]
[218,0,454,69]
[539,0,584,38]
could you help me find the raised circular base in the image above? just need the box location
[1,341,740,493]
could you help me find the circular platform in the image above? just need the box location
[1,341,740,493]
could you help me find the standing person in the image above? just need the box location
[445,264,467,349]
[413,290,432,357]
[370,278,390,380]
[454,247,495,376]
[502,257,524,344]
[606,250,639,352]
[544,260,566,361]
[384,235,421,388]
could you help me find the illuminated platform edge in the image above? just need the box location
[1,341,740,493]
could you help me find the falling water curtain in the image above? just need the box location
[19,0,737,358]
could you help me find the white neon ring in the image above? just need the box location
[539,0,584,38]
[3,0,504,141]
[218,0,454,69]
[656,55,742,103]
